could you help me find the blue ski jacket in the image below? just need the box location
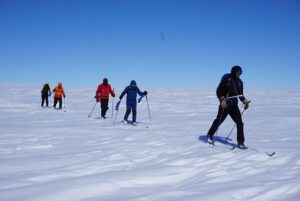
[119,80,144,104]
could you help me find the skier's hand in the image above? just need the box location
[243,99,250,110]
[220,98,228,109]
[143,91,148,95]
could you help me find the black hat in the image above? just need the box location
[103,78,108,85]
[231,66,242,76]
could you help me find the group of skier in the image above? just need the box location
[41,79,147,126]
[94,78,147,125]
[40,65,250,149]
[41,82,66,109]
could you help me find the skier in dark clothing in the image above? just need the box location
[118,80,147,125]
[41,82,51,107]
[95,78,115,119]
[207,66,250,149]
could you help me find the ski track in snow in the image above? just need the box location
[1,86,300,201]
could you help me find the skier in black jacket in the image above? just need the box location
[207,66,250,149]
[41,82,51,107]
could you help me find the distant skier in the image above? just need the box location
[52,82,65,110]
[118,80,147,125]
[41,82,51,107]
[95,78,115,119]
[207,66,250,149]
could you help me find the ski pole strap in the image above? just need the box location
[138,95,145,103]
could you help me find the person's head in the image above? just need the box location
[130,80,137,88]
[231,66,243,78]
[58,82,62,87]
[45,82,50,86]
[103,78,108,86]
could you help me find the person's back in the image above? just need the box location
[41,83,51,95]
[41,83,51,107]
[53,84,65,99]
[53,82,65,109]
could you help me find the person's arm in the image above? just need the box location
[48,86,52,96]
[119,87,128,100]
[239,80,246,102]
[216,78,227,100]
[109,85,115,97]
[95,85,100,98]
[136,87,144,96]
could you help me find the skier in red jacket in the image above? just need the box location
[95,78,115,118]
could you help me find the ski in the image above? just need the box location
[209,142,275,157]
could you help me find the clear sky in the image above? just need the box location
[0,0,299,88]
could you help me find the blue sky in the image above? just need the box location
[0,0,299,88]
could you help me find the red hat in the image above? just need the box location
[58,82,62,87]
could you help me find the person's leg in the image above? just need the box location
[207,106,229,138]
[124,103,132,121]
[59,98,62,109]
[102,99,109,118]
[132,102,137,123]
[53,98,57,108]
[46,96,49,107]
[100,99,106,118]
[229,105,245,145]
[41,95,45,107]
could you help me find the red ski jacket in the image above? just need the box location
[95,84,115,101]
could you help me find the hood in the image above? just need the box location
[130,80,137,87]
[231,66,242,77]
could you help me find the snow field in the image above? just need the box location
[1,86,300,201]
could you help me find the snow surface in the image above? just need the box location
[1,86,300,201]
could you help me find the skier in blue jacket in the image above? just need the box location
[119,80,147,125]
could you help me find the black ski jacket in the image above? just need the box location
[216,74,245,105]
[41,84,51,96]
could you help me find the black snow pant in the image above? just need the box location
[41,94,49,107]
[207,104,245,144]
[100,99,109,118]
[53,97,63,109]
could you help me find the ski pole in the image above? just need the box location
[111,88,115,119]
[63,97,66,112]
[226,100,251,141]
[113,99,121,126]
[213,93,229,143]
[146,95,152,124]
[88,101,98,118]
